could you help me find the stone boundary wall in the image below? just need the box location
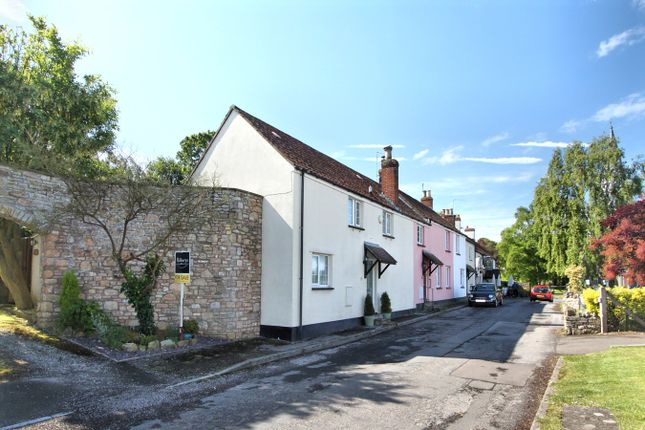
[563,306,600,335]
[0,164,263,340]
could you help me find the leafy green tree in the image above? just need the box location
[524,132,641,281]
[497,206,547,285]
[147,131,214,184]
[476,237,498,260]
[146,157,186,185]
[534,149,569,278]
[0,17,118,308]
[0,16,117,169]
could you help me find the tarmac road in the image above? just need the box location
[128,298,562,430]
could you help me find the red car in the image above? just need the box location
[530,285,553,302]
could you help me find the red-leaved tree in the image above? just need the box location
[591,199,645,285]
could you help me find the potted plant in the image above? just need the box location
[182,319,199,340]
[364,294,376,327]
[380,292,392,320]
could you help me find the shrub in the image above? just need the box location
[364,294,375,316]
[582,288,599,315]
[58,271,96,333]
[581,287,645,330]
[140,334,157,346]
[183,319,199,335]
[101,324,128,349]
[120,254,165,336]
[608,287,645,330]
[565,265,584,292]
[164,326,180,341]
[380,292,392,314]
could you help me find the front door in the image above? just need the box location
[366,260,378,312]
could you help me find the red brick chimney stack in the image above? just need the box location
[441,208,457,227]
[379,145,399,204]
[420,190,433,209]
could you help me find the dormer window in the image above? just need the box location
[348,197,362,228]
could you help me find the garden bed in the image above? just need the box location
[63,334,231,362]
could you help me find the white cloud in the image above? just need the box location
[596,26,645,58]
[401,173,533,195]
[592,93,645,122]
[560,120,583,134]
[348,144,405,149]
[422,145,463,165]
[0,0,28,22]
[461,156,542,165]
[561,92,645,133]
[422,146,541,165]
[412,149,429,160]
[481,132,509,147]
[634,0,645,10]
[511,141,572,148]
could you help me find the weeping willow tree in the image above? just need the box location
[0,17,118,308]
[531,132,641,281]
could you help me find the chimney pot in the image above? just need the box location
[420,189,433,209]
[384,145,393,160]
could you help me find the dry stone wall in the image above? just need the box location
[563,306,600,335]
[0,164,262,339]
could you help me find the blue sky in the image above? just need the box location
[2,0,644,241]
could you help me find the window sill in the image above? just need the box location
[417,243,425,247]
[445,250,451,253]
[382,234,395,239]
[456,252,461,256]
[312,286,334,291]
[435,287,442,289]
[348,225,364,231]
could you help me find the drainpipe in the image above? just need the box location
[297,169,305,340]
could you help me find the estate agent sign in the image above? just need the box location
[174,251,191,284]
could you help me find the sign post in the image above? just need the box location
[174,251,191,336]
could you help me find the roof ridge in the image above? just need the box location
[232,106,381,186]
[205,105,467,231]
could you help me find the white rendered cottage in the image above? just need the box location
[192,106,429,340]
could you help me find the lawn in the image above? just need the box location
[540,346,645,430]
[0,307,61,346]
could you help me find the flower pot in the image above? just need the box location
[364,315,376,327]
[382,312,392,320]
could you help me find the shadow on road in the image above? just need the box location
[53,299,561,429]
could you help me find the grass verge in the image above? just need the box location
[539,346,645,430]
[0,307,62,347]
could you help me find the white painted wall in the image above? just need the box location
[453,233,467,298]
[192,112,298,328]
[300,175,415,326]
[466,241,476,289]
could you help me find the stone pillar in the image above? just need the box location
[599,286,608,334]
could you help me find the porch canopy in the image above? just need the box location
[364,242,397,278]
[422,250,443,275]
[467,264,476,279]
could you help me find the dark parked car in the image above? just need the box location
[468,283,503,307]
[530,285,553,302]
[507,282,521,297]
